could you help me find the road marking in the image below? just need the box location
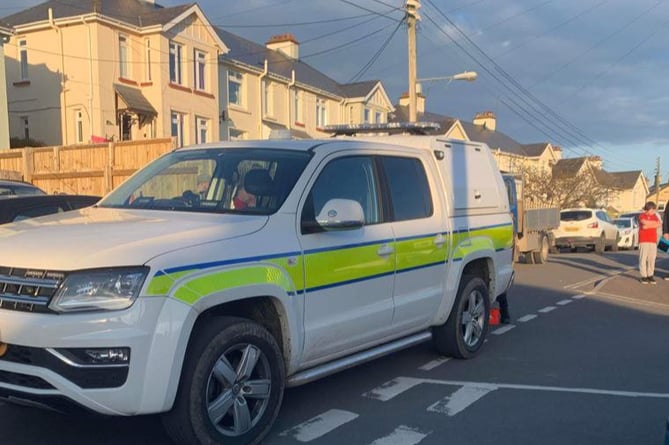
[556,299,573,306]
[280,409,358,442]
[538,306,556,313]
[427,384,496,416]
[491,324,516,335]
[517,314,537,323]
[367,425,429,445]
[572,294,586,300]
[401,377,669,399]
[564,266,635,290]
[418,357,450,371]
[363,377,423,402]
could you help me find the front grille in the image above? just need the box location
[0,266,65,313]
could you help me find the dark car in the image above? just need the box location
[0,179,47,198]
[0,194,100,224]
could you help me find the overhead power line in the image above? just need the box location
[349,19,404,83]
[422,0,632,168]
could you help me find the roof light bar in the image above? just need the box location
[323,122,442,136]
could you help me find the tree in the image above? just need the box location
[521,166,612,209]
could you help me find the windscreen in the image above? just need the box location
[560,210,592,221]
[613,219,631,228]
[99,148,311,215]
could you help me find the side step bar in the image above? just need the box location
[287,331,432,388]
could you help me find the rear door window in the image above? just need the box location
[560,210,592,221]
[380,156,433,222]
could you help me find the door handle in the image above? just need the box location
[434,234,446,248]
[377,244,394,257]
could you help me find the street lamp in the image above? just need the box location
[410,71,477,121]
[416,70,477,84]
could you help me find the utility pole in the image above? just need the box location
[655,157,661,204]
[406,0,420,122]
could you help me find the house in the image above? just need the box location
[1,0,227,147]
[216,31,394,140]
[553,156,648,212]
[647,180,669,210]
[0,23,12,149]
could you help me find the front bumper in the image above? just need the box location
[618,233,635,248]
[0,297,192,415]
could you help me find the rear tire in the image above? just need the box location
[432,276,490,359]
[162,317,285,445]
[532,235,550,264]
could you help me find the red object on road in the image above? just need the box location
[489,307,501,325]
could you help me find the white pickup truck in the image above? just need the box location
[0,132,513,444]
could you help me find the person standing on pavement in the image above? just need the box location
[638,201,661,284]
[663,204,669,280]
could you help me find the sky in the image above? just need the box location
[2,0,668,181]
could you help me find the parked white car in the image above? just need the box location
[553,208,619,253]
[613,217,638,249]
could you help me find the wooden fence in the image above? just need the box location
[0,138,176,196]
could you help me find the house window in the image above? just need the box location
[171,111,185,147]
[19,40,28,80]
[363,108,371,124]
[228,70,243,107]
[375,111,382,123]
[75,109,84,143]
[263,80,274,117]
[145,39,152,82]
[194,50,206,91]
[293,90,302,123]
[229,128,245,141]
[196,116,209,144]
[21,116,29,140]
[316,98,327,128]
[119,35,129,78]
[169,42,183,85]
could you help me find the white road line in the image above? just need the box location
[401,377,669,399]
[363,377,424,402]
[492,324,516,335]
[572,294,586,300]
[538,306,556,313]
[280,409,358,442]
[367,425,429,445]
[427,384,496,416]
[556,299,573,306]
[418,357,451,371]
[517,314,537,323]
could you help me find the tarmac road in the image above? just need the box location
[2,249,668,445]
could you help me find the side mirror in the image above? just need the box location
[316,199,364,231]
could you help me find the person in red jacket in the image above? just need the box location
[638,201,662,284]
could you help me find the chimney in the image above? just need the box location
[398,90,425,115]
[588,155,603,170]
[473,111,496,131]
[552,145,563,161]
[266,33,299,60]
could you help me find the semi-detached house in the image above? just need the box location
[216,30,394,140]
[1,0,226,147]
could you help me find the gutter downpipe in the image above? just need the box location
[258,59,268,138]
[82,16,94,141]
[287,69,295,131]
[49,8,68,145]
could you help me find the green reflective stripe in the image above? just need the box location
[304,243,393,290]
[267,257,304,290]
[173,266,294,305]
[451,224,513,260]
[396,235,448,272]
[146,270,191,295]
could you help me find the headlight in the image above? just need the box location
[49,267,148,313]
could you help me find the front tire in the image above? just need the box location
[594,233,605,254]
[432,276,490,359]
[163,317,285,445]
